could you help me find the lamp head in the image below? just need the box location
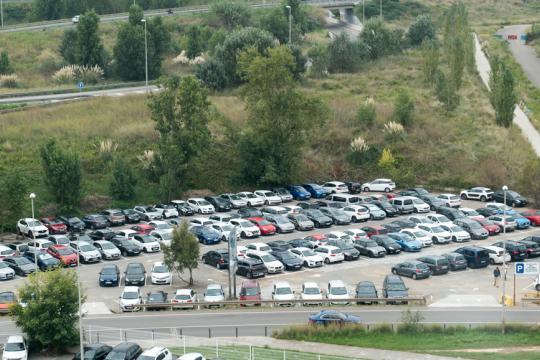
[141,19,146,23]
[285,5,291,9]
[29,193,36,199]
[502,185,508,191]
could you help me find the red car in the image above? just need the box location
[361,225,389,237]
[239,279,261,306]
[520,210,540,226]
[385,193,397,200]
[247,217,276,236]
[41,217,67,234]
[475,218,501,236]
[130,224,154,235]
[47,245,78,267]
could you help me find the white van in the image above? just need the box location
[325,193,361,205]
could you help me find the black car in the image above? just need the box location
[104,342,142,360]
[476,207,499,217]
[326,240,360,260]
[344,181,362,194]
[23,251,60,271]
[441,252,468,271]
[271,251,303,270]
[492,190,528,207]
[58,215,86,232]
[99,264,120,287]
[69,233,94,243]
[89,229,116,241]
[204,196,232,212]
[202,249,229,269]
[319,208,351,225]
[417,255,450,275]
[407,188,429,196]
[519,240,540,258]
[110,237,141,256]
[391,219,417,230]
[391,261,431,280]
[436,206,465,221]
[419,194,445,210]
[372,200,399,217]
[522,235,540,246]
[353,239,386,258]
[301,209,333,228]
[3,256,37,276]
[454,246,490,268]
[236,258,267,278]
[124,262,146,286]
[237,207,263,218]
[145,291,168,310]
[121,209,141,224]
[267,240,293,252]
[170,202,195,216]
[355,281,378,304]
[372,235,402,254]
[82,214,108,230]
[381,223,403,233]
[288,238,315,249]
[297,202,319,210]
[73,343,113,360]
[493,241,527,261]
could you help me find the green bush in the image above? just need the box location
[408,14,435,46]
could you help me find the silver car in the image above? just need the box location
[219,193,247,209]
[264,214,295,233]
[287,213,314,231]
[203,283,225,308]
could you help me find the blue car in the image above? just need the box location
[308,310,360,325]
[509,216,531,229]
[302,183,328,199]
[190,225,221,245]
[387,232,422,252]
[286,185,311,201]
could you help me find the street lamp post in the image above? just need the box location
[141,19,148,93]
[501,185,508,334]
[76,235,84,359]
[285,5,292,44]
[380,0,382,20]
[1,0,4,28]
[362,0,365,24]
[29,193,37,269]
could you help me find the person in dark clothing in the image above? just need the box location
[493,266,501,287]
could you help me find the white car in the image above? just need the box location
[154,204,179,219]
[171,289,198,309]
[133,205,163,221]
[132,234,161,253]
[0,245,15,260]
[322,181,349,194]
[149,220,173,232]
[460,187,493,202]
[427,214,453,227]
[27,239,53,253]
[300,282,323,305]
[189,217,214,227]
[229,219,260,238]
[261,206,289,215]
[408,215,434,225]
[416,224,452,244]
[440,224,471,242]
[92,240,121,260]
[69,241,101,263]
[203,284,225,308]
[343,228,368,241]
[272,188,293,202]
[137,347,172,360]
[361,178,396,192]
[315,245,344,264]
[16,218,49,238]
[0,261,16,280]
[178,354,206,360]
[47,234,70,246]
[481,245,511,264]
[272,281,295,306]
[72,15,80,23]
[410,197,430,213]
[219,193,247,209]
[236,192,264,207]
[150,230,172,247]
[187,198,215,214]
[326,280,349,305]
[342,205,370,222]
[120,286,142,312]
[211,222,238,242]
[246,242,272,252]
[289,247,323,267]
[2,335,27,360]
[237,245,248,258]
[400,229,433,247]
[150,261,172,285]
[282,205,302,214]
[326,231,351,242]
[115,229,138,239]
[460,207,484,220]
[254,190,282,205]
[488,215,516,232]
[246,250,284,273]
[437,193,461,208]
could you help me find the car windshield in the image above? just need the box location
[257,220,272,226]
[158,232,172,240]
[301,249,316,256]
[139,236,156,243]
[27,220,42,227]
[277,252,294,260]
[0,293,15,303]
[175,294,192,300]
[274,217,288,224]
[245,194,257,199]
[148,293,164,301]
[37,254,54,261]
[153,265,169,273]
[276,287,292,295]
[0,263,9,269]
[206,288,223,297]
[304,287,320,295]
[100,242,116,250]
[412,231,425,237]
[387,283,406,291]
[416,263,429,270]
[122,292,138,300]
[413,199,424,204]
[56,248,73,255]
[16,257,32,265]
[261,254,277,262]
[331,287,347,295]
[449,226,462,232]
[365,241,378,247]
[468,222,482,229]
[5,342,25,351]
[239,221,253,228]
[154,223,171,230]
[243,287,259,296]
[79,245,94,252]
[295,215,309,221]
[229,195,241,200]
[221,225,234,232]
[508,191,520,197]
[101,267,117,275]
[431,226,444,233]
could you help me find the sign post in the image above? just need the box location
[78,81,84,93]
[227,227,238,299]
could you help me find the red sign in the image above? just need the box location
[507,34,518,40]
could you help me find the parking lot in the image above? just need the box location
[2,196,540,312]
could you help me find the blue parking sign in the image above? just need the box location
[516,262,525,274]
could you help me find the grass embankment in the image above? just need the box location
[274,324,540,352]
[435,351,540,360]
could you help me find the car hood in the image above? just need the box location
[274,294,294,300]
[82,250,101,257]
[0,268,15,275]
[386,289,408,297]
[328,293,349,299]
[104,248,121,255]
[152,272,171,279]
[100,273,118,280]
[302,294,322,300]
[121,298,140,305]
[2,350,27,360]
[205,295,225,302]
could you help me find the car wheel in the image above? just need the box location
[248,202,252,207]
[480,196,486,202]
[265,200,269,205]
[16,227,21,236]
[247,272,252,279]
[391,268,397,275]
[363,187,370,192]
[412,273,417,280]
[370,214,374,220]
[432,237,438,244]
[452,236,457,242]
[460,194,467,200]
[217,263,222,270]
[221,236,227,242]
[241,232,246,239]
[203,256,208,264]
[198,209,202,214]
[384,188,390,193]
[324,258,330,264]
[314,221,320,228]
[122,250,127,257]
[490,258,495,265]
[304,261,308,267]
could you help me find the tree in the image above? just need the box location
[149,76,212,200]
[378,148,396,175]
[0,51,13,74]
[518,158,540,207]
[307,43,329,78]
[196,59,227,90]
[408,14,435,46]
[32,0,64,20]
[361,18,404,60]
[128,3,144,25]
[258,7,295,44]
[435,69,459,112]
[40,140,82,211]
[11,270,82,353]
[0,169,27,232]
[209,0,252,29]
[393,89,414,127]
[109,157,137,201]
[76,10,105,67]
[327,33,367,73]
[163,221,199,285]
[421,39,439,83]
[236,46,326,185]
[63,0,89,17]
[184,25,210,59]
[448,36,465,90]
[59,29,78,64]
[489,57,517,128]
[147,16,171,77]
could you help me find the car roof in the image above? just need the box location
[482,245,504,251]
[140,346,168,357]
[6,335,24,343]
[329,279,345,286]
[241,279,259,287]
[113,342,138,350]
[123,286,139,292]
[273,281,291,288]
[175,289,194,295]
[206,283,223,290]
[303,282,318,288]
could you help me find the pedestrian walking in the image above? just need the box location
[493,266,501,287]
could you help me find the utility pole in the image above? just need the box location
[77,235,84,359]
[285,5,292,44]
[501,185,508,334]
[362,0,365,24]
[380,0,382,20]
[1,0,4,28]
[141,18,148,92]
[29,193,37,269]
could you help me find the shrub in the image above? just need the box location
[37,49,62,76]
[0,51,13,74]
[172,51,190,64]
[393,89,414,126]
[0,74,19,88]
[356,98,376,126]
[408,14,436,46]
[350,136,370,153]
[52,65,103,84]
